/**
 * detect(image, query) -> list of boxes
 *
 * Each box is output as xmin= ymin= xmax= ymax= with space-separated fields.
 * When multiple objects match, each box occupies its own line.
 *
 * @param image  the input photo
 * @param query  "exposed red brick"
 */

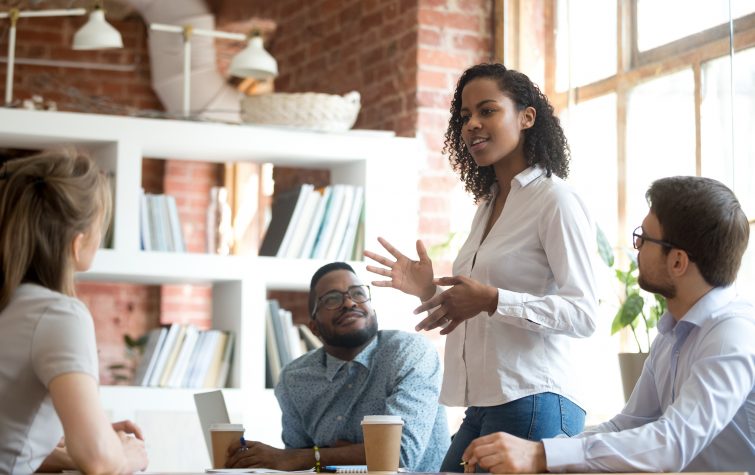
xmin=417 ymin=90 xmax=453 ymax=109
xmin=419 ymin=0 xmax=449 ymax=8
xmin=76 ymin=282 xmax=160 ymax=385
xmin=418 ymin=47 xmax=474 ymax=69
xmin=418 ymin=8 xmax=481 ymax=31
xmin=453 ymin=33 xmax=491 ymax=51
xmin=419 ymin=215 xmax=451 ymax=235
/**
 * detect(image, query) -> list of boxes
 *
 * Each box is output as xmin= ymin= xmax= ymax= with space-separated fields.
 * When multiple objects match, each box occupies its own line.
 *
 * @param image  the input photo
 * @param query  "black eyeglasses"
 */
xmin=632 ymin=226 xmax=674 ymax=250
xmin=311 ymin=285 xmax=371 ymax=317
xmin=632 ymin=226 xmax=693 ymax=259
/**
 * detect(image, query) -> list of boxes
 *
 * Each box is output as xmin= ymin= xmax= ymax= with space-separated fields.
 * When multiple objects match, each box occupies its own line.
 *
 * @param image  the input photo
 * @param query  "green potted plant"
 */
xmin=597 ymin=227 xmax=666 ymax=401
xmin=107 ymin=333 xmax=148 ymax=385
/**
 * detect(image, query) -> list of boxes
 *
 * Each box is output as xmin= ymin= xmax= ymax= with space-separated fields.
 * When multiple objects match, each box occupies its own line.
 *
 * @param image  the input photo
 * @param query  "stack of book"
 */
xmin=259 ymin=184 xmax=365 ymax=261
xmin=139 ymin=190 xmax=186 ymax=252
xmin=266 ymin=299 xmax=323 ymax=388
xmin=132 ymin=324 xmax=234 ymax=389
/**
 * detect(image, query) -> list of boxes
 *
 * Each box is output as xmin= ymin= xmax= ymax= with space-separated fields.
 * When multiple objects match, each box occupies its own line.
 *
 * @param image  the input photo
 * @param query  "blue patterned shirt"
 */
xmin=274 ymin=330 xmax=449 ymax=472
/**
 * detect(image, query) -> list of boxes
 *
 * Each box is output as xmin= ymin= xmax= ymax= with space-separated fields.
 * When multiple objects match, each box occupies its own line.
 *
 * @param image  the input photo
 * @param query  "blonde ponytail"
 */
xmin=0 ymin=150 xmax=111 ymax=310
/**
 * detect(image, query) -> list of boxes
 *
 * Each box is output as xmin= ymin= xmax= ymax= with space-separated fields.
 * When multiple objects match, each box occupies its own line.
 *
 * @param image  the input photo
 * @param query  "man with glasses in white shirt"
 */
xmin=461 ymin=176 xmax=754 ymax=473
xmin=225 ymin=262 xmax=449 ymax=472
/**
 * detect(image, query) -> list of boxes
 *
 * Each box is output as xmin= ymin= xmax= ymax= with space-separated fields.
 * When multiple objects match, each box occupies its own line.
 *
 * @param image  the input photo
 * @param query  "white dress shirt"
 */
xmin=440 ymin=166 xmax=598 ymax=408
xmin=543 ymin=286 xmax=755 ymax=473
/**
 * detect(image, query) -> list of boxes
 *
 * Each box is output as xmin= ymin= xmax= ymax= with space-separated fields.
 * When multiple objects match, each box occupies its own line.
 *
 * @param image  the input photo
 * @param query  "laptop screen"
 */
xmin=194 ymin=390 xmax=231 ymax=459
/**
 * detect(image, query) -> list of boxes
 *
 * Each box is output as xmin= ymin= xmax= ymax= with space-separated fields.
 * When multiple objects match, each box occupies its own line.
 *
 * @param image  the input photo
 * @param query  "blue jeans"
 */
xmin=439 ymin=392 xmax=585 ymax=472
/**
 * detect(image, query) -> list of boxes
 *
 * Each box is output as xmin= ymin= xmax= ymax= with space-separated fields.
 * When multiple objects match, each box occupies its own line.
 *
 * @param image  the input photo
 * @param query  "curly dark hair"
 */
xmin=443 ymin=63 xmax=570 ymax=203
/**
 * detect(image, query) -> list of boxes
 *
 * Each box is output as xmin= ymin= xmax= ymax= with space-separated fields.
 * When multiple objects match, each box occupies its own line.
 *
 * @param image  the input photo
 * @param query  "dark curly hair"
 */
xmin=443 ymin=63 xmax=570 ymax=203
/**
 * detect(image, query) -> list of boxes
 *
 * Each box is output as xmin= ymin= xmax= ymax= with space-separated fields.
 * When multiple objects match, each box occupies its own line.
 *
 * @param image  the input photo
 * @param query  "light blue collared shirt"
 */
xmin=544 ymin=286 xmax=755 ymax=472
xmin=274 ymin=330 xmax=449 ymax=472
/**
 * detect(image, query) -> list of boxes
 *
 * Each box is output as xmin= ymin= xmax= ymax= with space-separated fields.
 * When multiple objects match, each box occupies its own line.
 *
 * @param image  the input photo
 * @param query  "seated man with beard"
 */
xmin=225 ymin=262 xmax=449 ymax=472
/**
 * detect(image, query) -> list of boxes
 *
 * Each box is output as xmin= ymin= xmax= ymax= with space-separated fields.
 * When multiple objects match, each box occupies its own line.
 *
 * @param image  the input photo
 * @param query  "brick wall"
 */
xmin=1 ymin=14 xmax=159 ymax=111
xmin=415 ymin=0 xmax=493 ymax=275
xmin=215 ymin=0 xmax=419 ymax=137
xmin=76 ymin=282 xmax=161 ymax=385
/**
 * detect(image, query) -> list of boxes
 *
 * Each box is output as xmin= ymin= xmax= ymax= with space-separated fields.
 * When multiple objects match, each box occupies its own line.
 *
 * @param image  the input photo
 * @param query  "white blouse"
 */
xmin=439 ymin=166 xmax=598 ymax=408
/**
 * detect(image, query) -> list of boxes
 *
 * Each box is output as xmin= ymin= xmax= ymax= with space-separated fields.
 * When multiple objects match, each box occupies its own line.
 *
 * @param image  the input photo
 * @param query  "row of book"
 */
xmin=266 ymin=299 xmax=322 ymax=388
xmin=259 ymin=184 xmax=365 ymax=261
xmin=139 ymin=190 xmax=186 ymax=252
xmin=133 ymin=324 xmax=234 ymax=389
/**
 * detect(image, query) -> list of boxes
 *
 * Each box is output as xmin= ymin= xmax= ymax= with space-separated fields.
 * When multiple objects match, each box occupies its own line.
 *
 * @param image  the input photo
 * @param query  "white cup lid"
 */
xmin=209 ymin=423 xmax=244 ymax=431
xmin=361 ymin=415 xmax=404 ymax=425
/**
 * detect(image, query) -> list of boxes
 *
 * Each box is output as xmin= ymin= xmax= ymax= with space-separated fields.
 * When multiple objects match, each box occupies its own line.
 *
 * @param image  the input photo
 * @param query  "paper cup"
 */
xmin=209 ymin=423 xmax=245 ymax=469
xmin=361 ymin=415 xmax=404 ymax=473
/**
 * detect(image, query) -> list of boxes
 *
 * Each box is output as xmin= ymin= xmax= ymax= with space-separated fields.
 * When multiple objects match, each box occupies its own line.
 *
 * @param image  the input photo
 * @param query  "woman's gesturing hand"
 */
xmin=413 ymin=276 xmax=498 ymax=335
xmin=364 ymin=237 xmax=436 ymax=301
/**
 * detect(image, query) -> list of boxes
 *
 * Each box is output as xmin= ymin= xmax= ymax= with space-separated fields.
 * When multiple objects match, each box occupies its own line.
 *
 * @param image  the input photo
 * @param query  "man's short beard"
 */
xmin=317 ymin=311 xmax=379 ymax=348
xmin=638 ymin=275 xmax=676 ymax=299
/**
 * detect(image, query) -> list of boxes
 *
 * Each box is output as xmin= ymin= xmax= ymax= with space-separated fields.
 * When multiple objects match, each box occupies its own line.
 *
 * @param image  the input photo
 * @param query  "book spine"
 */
xmin=300 ymin=187 xmax=332 ymax=259
xmin=312 ymin=185 xmax=345 ymax=260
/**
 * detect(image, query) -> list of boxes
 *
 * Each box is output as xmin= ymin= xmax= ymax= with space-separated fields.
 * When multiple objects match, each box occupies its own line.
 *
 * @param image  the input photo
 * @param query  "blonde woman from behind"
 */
xmin=0 ymin=150 xmax=148 ymax=475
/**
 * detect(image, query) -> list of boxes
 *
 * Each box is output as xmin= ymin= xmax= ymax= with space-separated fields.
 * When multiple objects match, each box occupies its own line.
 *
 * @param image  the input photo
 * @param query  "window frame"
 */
xmin=496 ymin=0 xmax=755 ymax=244
xmin=629 ymin=2 xmax=755 ymax=68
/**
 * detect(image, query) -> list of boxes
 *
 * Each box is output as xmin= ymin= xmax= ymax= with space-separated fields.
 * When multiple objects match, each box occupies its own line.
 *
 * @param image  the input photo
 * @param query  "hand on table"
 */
xmin=462 ymin=432 xmax=546 ymax=473
xmin=118 ymin=430 xmax=148 ymax=472
xmin=226 ymin=439 xmax=297 ymax=471
xmin=112 ymin=419 xmax=144 ymax=440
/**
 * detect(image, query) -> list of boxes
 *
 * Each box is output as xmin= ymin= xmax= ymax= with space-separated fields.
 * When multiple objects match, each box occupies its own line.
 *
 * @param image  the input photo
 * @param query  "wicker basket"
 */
xmin=240 ymin=91 xmax=361 ymax=132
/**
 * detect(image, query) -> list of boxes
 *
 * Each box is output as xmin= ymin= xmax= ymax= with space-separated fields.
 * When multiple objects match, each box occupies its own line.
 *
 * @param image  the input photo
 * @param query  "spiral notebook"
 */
xmin=323 ymin=465 xmax=408 ymax=473
xmin=322 ymin=466 xmax=368 ymax=473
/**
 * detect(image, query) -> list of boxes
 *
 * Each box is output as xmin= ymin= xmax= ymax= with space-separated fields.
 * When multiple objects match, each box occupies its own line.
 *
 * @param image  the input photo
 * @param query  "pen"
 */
xmin=240 ymin=437 xmax=248 ymax=451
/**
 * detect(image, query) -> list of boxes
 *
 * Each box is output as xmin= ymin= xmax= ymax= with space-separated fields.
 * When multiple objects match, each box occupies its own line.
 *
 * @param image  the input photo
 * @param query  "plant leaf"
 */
xmin=596 ymin=226 xmax=614 ymax=267
xmin=124 ymin=334 xmax=137 ymax=347
xmin=615 ymin=267 xmax=638 ymax=289
xmin=655 ymin=293 xmax=667 ymax=311
xmin=611 ymin=293 xmax=644 ymax=334
xmin=647 ymin=294 xmax=667 ymax=329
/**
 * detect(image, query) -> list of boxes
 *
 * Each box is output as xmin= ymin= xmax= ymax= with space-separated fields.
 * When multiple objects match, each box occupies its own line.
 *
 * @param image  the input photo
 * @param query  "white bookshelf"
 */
xmin=0 ymin=108 xmax=421 ymax=471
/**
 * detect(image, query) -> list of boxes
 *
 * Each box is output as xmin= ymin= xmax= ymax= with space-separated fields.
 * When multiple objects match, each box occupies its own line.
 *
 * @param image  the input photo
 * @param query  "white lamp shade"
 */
xmin=72 ymin=9 xmax=123 ymax=50
xmin=229 ymin=36 xmax=278 ymax=79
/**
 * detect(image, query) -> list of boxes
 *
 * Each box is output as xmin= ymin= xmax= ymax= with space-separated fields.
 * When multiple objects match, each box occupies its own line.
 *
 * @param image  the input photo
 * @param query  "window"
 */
xmin=701 ymin=47 xmax=755 ymax=218
xmin=636 ymin=0 xmax=755 ymax=53
xmin=625 ymin=69 xmax=696 ymax=230
xmin=562 ymin=94 xmax=618 ymax=245
xmin=555 ymin=0 xmax=617 ymax=90
xmin=501 ymin=0 xmax=755 ymax=422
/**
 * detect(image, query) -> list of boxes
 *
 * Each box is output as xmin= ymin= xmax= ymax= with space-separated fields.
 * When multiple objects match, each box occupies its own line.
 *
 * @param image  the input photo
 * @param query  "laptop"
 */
xmin=194 ymin=390 xmax=231 ymax=460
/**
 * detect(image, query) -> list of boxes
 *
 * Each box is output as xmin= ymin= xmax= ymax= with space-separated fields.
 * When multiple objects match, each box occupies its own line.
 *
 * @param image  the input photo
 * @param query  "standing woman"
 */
xmin=0 ymin=151 xmax=148 ymax=474
xmin=365 ymin=63 xmax=598 ymax=472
